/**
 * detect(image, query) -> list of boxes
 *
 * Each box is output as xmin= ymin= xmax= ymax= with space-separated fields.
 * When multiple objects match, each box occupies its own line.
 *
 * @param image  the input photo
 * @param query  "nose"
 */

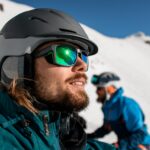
xmin=72 ymin=56 xmax=87 ymax=72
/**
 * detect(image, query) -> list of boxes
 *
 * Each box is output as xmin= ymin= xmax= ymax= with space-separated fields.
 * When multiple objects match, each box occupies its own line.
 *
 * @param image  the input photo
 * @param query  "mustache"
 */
xmin=65 ymin=73 xmax=88 ymax=83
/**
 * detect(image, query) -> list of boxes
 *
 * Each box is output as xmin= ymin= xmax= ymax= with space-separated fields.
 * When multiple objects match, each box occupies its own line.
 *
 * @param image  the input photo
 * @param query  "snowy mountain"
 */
xmin=0 ymin=0 xmax=32 ymax=27
xmin=0 ymin=0 xmax=150 ymax=143
xmin=81 ymin=25 xmax=150 ymax=142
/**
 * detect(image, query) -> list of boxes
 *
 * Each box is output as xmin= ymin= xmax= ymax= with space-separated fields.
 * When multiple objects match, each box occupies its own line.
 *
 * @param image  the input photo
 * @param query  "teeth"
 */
xmin=72 ymin=82 xmax=84 ymax=86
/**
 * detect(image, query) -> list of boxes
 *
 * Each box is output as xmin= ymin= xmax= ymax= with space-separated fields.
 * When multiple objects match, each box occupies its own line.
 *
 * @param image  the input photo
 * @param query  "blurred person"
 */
xmin=0 ymin=3 xmax=4 ymax=11
xmin=87 ymin=72 xmax=150 ymax=150
xmin=0 ymin=9 xmax=115 ymax=150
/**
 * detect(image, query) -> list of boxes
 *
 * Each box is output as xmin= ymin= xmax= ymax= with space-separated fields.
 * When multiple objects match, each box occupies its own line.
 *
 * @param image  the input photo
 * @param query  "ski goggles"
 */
xmin=33 ymin=43 xmax=89 ymax=70
xmin=91 ymin=75 xmax=99 ymax=85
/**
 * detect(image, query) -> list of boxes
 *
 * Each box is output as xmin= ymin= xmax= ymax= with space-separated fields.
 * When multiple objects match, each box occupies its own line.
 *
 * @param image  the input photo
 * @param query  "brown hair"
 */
xmin=2 ymin=79 xmax=39 ymax=114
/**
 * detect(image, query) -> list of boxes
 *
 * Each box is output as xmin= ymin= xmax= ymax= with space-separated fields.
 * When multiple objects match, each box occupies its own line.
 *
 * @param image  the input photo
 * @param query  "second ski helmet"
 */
xmin=0 ymin=8 xmax=98 ymax=86
xmin=91 ymin=72 xmax=120 ymax=87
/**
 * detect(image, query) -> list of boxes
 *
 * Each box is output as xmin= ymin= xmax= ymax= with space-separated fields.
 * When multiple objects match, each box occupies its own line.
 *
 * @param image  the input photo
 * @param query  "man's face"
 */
xmin=34 ymin=42 xmax=89 ymax=112
xmin=96 ymin=87 xmax=107 ymax=104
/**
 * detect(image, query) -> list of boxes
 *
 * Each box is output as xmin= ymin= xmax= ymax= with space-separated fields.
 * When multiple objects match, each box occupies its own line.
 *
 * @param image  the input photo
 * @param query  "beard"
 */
xmin=96 ymin=93 xmax=106 ymax=104
xmin=34 ymin=73 xmax=89 ymax=112
xmin=39 ymin=89 xmax=89 ymax=112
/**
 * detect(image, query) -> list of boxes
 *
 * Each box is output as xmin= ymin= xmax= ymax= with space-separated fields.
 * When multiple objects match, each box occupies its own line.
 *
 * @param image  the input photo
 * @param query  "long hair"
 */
xmin=1 ymin=79 xmax=38 ymax=113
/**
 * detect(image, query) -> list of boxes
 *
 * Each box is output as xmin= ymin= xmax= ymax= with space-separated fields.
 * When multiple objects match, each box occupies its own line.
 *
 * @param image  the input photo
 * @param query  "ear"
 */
xmin=106 ymin=85 xmax=116 ymax=95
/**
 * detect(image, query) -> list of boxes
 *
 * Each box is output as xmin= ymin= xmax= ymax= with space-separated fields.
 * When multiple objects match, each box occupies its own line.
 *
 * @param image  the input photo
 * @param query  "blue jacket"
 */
xmin=0 ymin=90 xmax=115 ymax=150
xmin=90 ymin=88 xmax=150 ymax=149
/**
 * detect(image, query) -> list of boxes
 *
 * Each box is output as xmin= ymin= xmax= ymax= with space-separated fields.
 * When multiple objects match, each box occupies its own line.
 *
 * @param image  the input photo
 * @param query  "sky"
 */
xmin=10 ymin=0 xmax=150 ymax=38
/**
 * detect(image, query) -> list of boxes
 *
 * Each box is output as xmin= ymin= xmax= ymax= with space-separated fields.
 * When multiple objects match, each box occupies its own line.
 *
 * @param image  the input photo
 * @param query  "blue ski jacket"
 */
xmin=89 ymin=88 xmax=150 ymax=150
xmin=0 ymin=90 xmax=115 ymax=150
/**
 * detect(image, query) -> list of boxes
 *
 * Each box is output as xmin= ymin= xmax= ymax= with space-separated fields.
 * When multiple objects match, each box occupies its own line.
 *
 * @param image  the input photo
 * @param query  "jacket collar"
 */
xmin=0 ymin=90 xmax=60 ymax=123
xmin=103 ymin=87 xmax=124 ymax=108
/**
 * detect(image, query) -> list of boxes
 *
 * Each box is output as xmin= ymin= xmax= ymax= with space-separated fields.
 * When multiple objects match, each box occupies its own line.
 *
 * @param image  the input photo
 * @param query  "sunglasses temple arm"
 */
xmin=33 ymin=47 xmax=52 ymax=58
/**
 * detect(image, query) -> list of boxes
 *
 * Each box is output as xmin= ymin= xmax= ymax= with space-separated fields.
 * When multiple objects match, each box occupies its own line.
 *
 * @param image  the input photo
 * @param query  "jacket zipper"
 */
xmin=43 ymin=115 xmax=50 ymax=136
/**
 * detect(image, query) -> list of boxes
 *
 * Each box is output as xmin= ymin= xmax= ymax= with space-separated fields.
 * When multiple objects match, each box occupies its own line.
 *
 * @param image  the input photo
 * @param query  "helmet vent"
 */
xmin=59 ymin=28 xmax=77 ymax=34
xmin=28 ymin=16 xmax=48 ymax=24
xmin=49 ymin=10 xmax=65 ymax=19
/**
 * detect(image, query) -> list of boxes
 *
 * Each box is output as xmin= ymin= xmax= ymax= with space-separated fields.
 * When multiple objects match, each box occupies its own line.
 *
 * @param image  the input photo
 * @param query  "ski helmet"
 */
xmin=91 ymin=72 xmax=120 ymax=87
xmin=0 ymin=8 xmax=98 ymax=86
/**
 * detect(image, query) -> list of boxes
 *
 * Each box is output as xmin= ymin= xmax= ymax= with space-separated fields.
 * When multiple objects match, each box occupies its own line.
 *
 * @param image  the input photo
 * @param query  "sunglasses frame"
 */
xmin=33 ymin=43 xmax=89 ymax=69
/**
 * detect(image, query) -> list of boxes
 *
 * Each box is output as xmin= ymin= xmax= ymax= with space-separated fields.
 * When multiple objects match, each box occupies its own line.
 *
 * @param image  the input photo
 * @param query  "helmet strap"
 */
xmin=24 ymin=54 xmax=34 ymax=90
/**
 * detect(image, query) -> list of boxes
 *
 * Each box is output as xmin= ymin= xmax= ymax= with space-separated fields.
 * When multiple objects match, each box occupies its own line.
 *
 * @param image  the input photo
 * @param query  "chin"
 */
xmin=58 ymin=88 xmax=89 ymax=112
xmin=36 ymin=85 xmax=89 ymax=112
xmin=70 ymin=92 xmax=89 ymax=111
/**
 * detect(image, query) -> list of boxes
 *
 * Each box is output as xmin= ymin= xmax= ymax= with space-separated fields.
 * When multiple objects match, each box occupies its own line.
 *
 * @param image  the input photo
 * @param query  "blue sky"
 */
xmin=11 ymin=0 xmax=150 ymax=38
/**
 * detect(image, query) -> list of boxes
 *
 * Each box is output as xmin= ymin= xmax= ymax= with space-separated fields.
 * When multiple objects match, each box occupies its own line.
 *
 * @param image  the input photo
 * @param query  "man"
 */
xmin=87 ymin=72 xmax=150 ymax=150
xmin=0 ymin=9 xmax=115 ymax=150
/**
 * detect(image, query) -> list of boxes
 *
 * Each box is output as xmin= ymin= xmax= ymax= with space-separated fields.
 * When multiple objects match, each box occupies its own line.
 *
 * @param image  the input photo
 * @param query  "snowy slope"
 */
xmin=80 ymin=25 xmax=150 ymax=142
xmin=0 ymin=0 xmax=150 ymax=143
xmin=0 ymin=0 xmax=32 ymax=27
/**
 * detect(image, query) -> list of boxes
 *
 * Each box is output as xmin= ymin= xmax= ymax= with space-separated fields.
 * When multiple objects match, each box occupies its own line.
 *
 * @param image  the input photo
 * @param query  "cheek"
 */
xmin=35 ymin=57 xmax=73 ymax=88
xmin=46 ymin=67 xmax=68 ymax=84
xmin=36 ymin=68 xmax=70 ymax=91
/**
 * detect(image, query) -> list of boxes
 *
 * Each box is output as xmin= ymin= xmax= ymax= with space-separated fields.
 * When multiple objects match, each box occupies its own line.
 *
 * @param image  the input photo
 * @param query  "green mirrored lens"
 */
xmin=55 ymin=45 xmax=77 ymax=66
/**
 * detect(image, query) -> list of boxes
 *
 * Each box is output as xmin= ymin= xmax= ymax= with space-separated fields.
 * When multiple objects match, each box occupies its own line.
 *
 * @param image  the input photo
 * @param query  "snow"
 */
xmin=81 ymin=25 xmax=150 ymax=142
xmin=0 ymin=0 xmax=32 ymax=28
xmin=0 ymin=0 xmax=150 ymax=144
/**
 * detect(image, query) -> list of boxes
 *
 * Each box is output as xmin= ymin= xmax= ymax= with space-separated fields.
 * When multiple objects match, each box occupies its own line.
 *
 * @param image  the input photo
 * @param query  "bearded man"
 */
xmin=0 ymin=8 xmax=115 ymax=150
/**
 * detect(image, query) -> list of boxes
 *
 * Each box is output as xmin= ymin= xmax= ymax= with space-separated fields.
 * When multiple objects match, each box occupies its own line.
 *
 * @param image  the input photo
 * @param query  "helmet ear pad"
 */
xmin=0 ymin=54 xmax=34 ymax=89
